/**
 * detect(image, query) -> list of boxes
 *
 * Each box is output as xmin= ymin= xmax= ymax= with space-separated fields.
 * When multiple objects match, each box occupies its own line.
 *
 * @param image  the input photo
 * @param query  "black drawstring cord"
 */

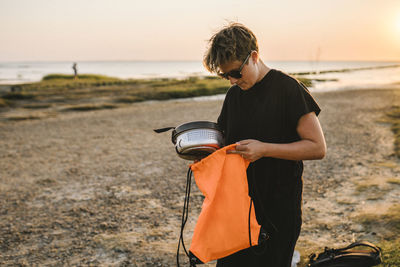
xmin=248 ymin=198 xmax=253 ymax=246
xmin=178 ymin=163 xmax=276 ymax=264
xmin=177 ymin=167 xmax=193 ymax=267
xmin=248 ymin=198 xmax=269 ymax=255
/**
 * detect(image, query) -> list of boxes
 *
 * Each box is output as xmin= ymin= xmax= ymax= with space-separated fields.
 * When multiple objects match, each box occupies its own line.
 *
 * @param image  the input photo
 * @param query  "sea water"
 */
xmin=0 ymin=60 xmax=399 ymax=92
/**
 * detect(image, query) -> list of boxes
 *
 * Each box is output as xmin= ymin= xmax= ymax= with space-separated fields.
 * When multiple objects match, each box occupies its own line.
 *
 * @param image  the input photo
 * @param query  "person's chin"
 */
xmin=238 ymin=83 xmax=249 ymax=90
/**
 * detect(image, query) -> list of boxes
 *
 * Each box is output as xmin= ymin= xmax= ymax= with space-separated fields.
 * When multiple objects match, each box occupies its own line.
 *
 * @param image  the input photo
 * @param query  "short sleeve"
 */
xmin=287 ymin=81 xmax=321 ymax=127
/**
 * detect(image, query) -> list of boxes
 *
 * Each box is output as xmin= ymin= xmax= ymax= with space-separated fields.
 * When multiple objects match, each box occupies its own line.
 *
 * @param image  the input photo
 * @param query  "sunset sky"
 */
xmin=1 ymin=0 xmax=400 ymax=62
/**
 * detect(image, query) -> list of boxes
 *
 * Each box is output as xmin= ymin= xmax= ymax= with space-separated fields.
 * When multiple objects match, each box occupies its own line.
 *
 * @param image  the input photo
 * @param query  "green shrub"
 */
xmin=42 ymin=74 xmax=120 ymax=81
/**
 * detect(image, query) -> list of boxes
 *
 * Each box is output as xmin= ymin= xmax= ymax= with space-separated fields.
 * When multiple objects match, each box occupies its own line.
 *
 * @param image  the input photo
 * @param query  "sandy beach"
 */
xmin=1 ymin=88 xmax=399 ymax=266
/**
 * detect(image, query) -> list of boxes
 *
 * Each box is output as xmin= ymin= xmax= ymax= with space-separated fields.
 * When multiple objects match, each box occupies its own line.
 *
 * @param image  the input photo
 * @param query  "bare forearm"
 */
xmin=260 ymin=139 xmax=326 ymax=161
xmin=232 ymin=113 xmax=326 ymax=162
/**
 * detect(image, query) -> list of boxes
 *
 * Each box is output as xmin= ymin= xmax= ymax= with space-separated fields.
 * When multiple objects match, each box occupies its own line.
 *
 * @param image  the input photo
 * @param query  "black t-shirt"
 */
xmin=217 ymin=69 xmax=320 ymax=233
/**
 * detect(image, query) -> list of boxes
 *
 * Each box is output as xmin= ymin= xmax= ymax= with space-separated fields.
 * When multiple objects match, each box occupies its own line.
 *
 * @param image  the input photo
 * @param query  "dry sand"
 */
xmin=0 ymin=88 xmax=400 ymax=266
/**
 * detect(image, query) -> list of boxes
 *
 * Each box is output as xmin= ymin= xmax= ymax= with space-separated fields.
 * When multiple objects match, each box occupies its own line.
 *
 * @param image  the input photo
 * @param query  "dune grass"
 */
xmin=0 ymin=74 xmax=312 ymax=117
xmin=42 ymin=74 xmax=120 ymax=81
xmin=4 ymin=74 xmax=231 ymax=100
xmin=0 ymin=73 xmax=312 ymax=108
xmin=10 ymin=74 xmax=138 ymax=92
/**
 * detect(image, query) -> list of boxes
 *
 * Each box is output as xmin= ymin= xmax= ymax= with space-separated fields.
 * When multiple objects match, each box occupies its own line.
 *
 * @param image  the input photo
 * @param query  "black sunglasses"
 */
xmin=217 ymin=52 xmax=251 ymax=80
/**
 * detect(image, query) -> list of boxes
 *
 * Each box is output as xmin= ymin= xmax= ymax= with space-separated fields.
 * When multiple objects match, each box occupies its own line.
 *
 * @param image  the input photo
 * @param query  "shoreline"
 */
xmin=0 ymin=88 xmax=399 ymax=266
xmin=0 ymin=71 xmax=399 ymax=123
xmin=0 ymin=60 xmax=399 ymax=86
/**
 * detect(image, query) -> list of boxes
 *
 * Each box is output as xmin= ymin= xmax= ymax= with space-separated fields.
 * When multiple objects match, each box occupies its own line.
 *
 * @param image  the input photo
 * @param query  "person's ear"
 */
xmin=250 ymin=50 xmax=258 ymax=64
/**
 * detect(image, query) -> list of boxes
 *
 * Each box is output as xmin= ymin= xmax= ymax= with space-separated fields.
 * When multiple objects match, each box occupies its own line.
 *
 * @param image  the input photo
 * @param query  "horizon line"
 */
xmin=1 ymin=59 xmax=400 ymax=64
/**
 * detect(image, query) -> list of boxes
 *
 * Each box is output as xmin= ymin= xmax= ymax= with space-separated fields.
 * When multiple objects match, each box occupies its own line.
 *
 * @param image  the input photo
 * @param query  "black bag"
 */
xmin=307 ymin=241 xmax=382 ymax=267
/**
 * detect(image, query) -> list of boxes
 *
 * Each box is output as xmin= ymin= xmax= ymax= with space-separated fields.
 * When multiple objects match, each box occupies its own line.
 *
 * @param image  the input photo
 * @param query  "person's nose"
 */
xmin=228 ymin=76 xmax=238 ymax=85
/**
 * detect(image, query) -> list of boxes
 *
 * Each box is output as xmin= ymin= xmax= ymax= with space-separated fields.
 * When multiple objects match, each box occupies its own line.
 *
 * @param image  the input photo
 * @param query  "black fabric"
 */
xmin=216 ymin=69 xmax=321 ymax=267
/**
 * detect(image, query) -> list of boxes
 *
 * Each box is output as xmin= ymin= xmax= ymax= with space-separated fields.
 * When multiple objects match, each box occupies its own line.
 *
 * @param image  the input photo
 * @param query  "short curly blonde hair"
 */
xmin=203 ymin=23 xmax=259 ymax=74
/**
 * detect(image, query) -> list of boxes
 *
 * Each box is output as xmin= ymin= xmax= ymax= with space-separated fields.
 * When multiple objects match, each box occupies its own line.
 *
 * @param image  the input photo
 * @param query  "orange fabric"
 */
xmin=189 ymin=144 xmax=261 ymax=263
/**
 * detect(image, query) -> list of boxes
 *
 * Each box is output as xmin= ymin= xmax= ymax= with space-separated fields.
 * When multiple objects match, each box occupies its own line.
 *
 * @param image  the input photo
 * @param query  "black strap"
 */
xmin=177 ymin=167 xmax=193 ymax=266
xmin=331 ymin=241 xmax=381 ymax=254
xmin=248 ymin=198 xmax=270 ymax=256
xmin=248 ymin=199 xmax=253 ymax=247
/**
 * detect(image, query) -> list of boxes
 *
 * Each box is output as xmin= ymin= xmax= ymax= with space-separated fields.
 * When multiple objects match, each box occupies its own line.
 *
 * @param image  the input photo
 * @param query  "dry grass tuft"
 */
xmin=386 ymin=177 xmax=400 ymax=185
xmin=372 ymin=161 xmax=398 ymax=169
xmin=355 ymin=204 xmax=400 ymax=240
xmin=354 ymin=177 xmax=392 ymax=200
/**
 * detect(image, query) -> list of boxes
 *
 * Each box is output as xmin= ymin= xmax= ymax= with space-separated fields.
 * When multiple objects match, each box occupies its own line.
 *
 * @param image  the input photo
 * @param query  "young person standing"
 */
xmin=203 ymin=23 xmax=326 ymax=267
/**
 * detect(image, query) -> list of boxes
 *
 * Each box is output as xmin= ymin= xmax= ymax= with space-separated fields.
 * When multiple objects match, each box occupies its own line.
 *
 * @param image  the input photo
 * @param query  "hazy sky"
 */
xmin=1 ymin=0 xmax=400 ymax=62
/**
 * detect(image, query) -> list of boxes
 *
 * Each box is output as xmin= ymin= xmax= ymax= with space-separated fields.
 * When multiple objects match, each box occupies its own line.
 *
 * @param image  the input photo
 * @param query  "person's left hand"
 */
xmin=227 ymin=139 xmax=266 ymax=162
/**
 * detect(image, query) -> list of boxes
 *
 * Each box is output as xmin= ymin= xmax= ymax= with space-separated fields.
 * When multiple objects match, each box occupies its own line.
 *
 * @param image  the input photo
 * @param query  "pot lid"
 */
xmin=172 ymin=121 xmax=222 ymax=143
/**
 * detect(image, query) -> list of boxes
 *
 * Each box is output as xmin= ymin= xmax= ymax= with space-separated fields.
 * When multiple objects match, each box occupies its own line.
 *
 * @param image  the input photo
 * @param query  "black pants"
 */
xmin=216 ymin=222 xmax=301 ymax=267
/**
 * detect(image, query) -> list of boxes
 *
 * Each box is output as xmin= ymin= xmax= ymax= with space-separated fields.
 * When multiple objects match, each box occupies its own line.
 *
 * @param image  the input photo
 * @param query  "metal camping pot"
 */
xmin=154 ymin=121 xmax=224 ymax=160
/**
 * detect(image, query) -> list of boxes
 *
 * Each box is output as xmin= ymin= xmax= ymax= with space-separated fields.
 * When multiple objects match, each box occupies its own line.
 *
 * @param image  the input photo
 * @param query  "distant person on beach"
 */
xmin=203 ymin=23 xmax=326 ymax=267
xmin=72 ymin=62 xmax=78 ymax=80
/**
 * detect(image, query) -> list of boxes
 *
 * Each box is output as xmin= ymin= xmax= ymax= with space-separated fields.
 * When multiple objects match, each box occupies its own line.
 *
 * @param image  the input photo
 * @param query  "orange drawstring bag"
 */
xmin=189 ymin=144 xmax=261 ymax=263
